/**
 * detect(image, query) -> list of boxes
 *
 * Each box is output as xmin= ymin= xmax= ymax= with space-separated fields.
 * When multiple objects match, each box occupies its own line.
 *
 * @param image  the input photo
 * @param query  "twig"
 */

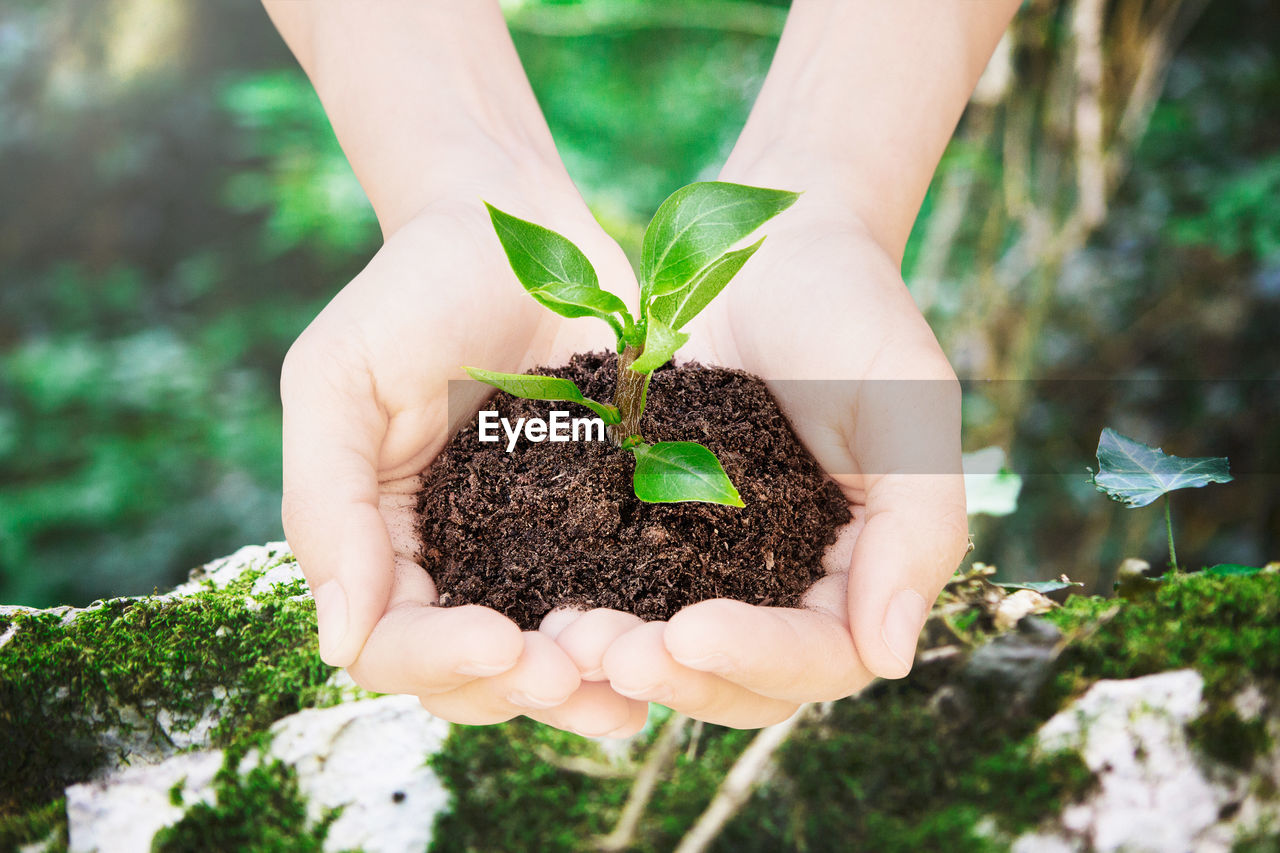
xmin=594 ymin=712 xmax=689 ymax=852
xmin=534 ymin=744 xmax=635 ymax=779
xmin=673 ymin=705 xmax=815 ymax=853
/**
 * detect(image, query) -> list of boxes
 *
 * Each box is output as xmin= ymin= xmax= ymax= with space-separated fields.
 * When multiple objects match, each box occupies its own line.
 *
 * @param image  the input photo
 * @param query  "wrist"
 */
xmin=271 ymin=0 xmax=577 ymax=236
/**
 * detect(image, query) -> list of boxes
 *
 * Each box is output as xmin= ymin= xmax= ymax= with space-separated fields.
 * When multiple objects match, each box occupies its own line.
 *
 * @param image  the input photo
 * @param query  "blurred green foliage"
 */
xmin=0 ymin=0 xmax=1277 ymax=606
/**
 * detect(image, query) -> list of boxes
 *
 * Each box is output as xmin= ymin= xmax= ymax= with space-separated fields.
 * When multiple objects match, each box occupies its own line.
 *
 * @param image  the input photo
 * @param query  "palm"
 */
xmin=284 ymin=199 xmax=649 ymax=735
xmin=601 ymin=205 xmax=966 ymax=726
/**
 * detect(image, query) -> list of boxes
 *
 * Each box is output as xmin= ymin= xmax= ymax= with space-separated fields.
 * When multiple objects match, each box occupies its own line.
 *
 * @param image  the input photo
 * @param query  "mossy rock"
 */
xmin=3 ymin=552 xmax=1279 ymax=852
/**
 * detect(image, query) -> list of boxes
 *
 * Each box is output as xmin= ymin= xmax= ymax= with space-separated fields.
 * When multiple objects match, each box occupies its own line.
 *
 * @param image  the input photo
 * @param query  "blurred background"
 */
xmin=1 ymin=0 xmax=1276 ymax=608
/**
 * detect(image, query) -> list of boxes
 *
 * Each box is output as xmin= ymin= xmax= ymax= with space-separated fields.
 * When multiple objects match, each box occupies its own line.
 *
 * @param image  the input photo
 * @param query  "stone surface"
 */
xmin=5 ymin=544 xmax=1279 ymax=852
xmin=66 ymin=750 xmax=223 ymax=853
xmin=1014 ymin=670 xmax=1280 ymax=853
xmin=64 ymin=696 xmax=453 ymax=853
xmin=260 ymin=695 xmax=452 ymax=853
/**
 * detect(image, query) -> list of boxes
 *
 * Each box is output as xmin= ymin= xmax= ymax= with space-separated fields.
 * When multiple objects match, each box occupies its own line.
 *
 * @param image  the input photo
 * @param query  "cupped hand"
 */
xmin=281 ymin=192 xmax=648 ymax=737
xmin=602 ymin=191 xmax=968 ymax=727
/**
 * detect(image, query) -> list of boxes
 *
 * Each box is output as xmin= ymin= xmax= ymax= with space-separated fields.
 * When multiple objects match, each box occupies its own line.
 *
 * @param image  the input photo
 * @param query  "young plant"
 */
xmin=1089 ymin=427 xmax=1233 ymax=570
xmin=464 ymin=181 xmax=799 ymax=506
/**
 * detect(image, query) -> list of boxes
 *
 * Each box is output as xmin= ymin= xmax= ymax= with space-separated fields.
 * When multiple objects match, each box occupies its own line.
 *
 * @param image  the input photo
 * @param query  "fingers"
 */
xmin=662 ymin=579 xmax=873 ymax=703
xmin=603 ymin=623 xmax=800 ymax=729
xmin=525 ymin=682 xmax=650 ymax=738
xmin=541 ymin=608 xmax=645 ymax=680
xmin=281 ymin=340 xmax=395 ymax=668
xmin=419 ymin=632 xmax=581 ymax=725
xmin=345 ymin=600 xmax=525 ymax=696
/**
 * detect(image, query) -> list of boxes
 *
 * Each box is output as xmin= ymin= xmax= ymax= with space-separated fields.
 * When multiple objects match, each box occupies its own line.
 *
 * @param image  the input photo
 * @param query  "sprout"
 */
xmin=465 ymin=181 xmax=798 ymax=506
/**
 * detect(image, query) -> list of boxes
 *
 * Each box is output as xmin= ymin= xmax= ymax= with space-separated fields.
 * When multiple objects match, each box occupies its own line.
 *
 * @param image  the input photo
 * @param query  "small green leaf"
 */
xmin=630 ymin=441 xmax=744 ymax=506
xmin=1090 ymin=427 xmax=1233 ymax=508
xmin=640 ymin=182 xmax=798 ymax=303
xmin=994 ymin=580 xmax=1083 ymax=594
xmin=649 ymin=237 xmax=764 ymax=329
xmin=1204 ymin=563 xmax=1264 ymax=577
xmin=486 ymin=202 xmax=599 ymax=291
xmin=629 ymin=316 xmax=690 ymax=374
xmin=463 ymin=366 xmax=620 ymax=425
xmin=485 ymin=202 xmax=629 ymax=338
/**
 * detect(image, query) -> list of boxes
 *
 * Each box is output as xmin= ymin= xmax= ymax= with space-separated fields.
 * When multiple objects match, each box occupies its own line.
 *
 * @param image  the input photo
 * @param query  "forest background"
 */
xmin=1 ymin=0 xmax=1276 ymax=609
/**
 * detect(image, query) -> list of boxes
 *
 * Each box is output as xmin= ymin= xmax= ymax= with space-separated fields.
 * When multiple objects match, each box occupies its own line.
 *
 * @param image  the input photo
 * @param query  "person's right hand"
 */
xmin=281 ymin=191 xmax=650 ymax=738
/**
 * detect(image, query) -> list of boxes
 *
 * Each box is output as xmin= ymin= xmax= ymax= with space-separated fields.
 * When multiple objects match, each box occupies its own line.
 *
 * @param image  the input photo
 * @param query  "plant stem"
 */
xmin=611 ymin=345 xmax=650 ymax=445
xmin=1165 ymin=494 xmax=1178 ymax=571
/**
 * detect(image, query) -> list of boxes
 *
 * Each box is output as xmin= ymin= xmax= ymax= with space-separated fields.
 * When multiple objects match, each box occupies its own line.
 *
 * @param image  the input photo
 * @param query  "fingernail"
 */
xmin=580 ymin=667 xmax=606 ymax=681
xmin=605 ymin=725 xmax=639 ymax=740
xmin=507 ymin=691 xmax=561 ymax=710
xmin=882 ymin=589 xmax=928 ymax=675
xmin=457 ymin=660 xmax=515 ymax=677
xmin=614 ymin=684 xmax=672 ymax=703
xmin=670 ymin=653 xmax=732 ymax=673
xmin=313 ymin=579 xmax=349 ymax=666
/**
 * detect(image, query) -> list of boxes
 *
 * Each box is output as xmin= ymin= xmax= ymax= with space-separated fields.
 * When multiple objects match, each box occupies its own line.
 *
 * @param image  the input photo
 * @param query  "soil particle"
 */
xmin=415 ymin=352 xmax=850 ymax=630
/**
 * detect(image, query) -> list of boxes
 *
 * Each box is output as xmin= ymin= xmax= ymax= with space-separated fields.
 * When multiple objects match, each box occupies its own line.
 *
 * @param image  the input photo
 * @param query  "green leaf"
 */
xmin=528 ymin=284 xmax=628 ymax=320
xmin=639 ymin=182 xmax=798 ymax=303
xmin=629 ymin=316 xmax=690 ymax=374
xmin=994 ymin=580 xmax=1083 ymax=594
xmin=649 ymin=237 xmax=763 ymax=329
xmin=1090 ymin=427 xmax=1233 ymax=508
xmin=630 ymin=441 xmax=744 ymax=506
xmin=463 ymin=366 xmax=620 ymax=425
xmin=1204 ymin=563 xmax=1264 ymax=577
xmin=485 ymin=202 xmax=629 ymax=337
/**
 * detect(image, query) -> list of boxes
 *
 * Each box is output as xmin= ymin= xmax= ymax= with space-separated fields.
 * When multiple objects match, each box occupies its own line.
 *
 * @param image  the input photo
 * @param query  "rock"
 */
xmin=5 ymin=544 xmax=1279 ymax=852
xmin=65 ymin=750 xmax=223 ymax=853
xmin=258 ymin=695 xmax=452 ymax=853
xmin=64 ymin=696 xmax=452 ymax=853
xmin=1015 ymin=670 xmax=1280 ymax=853
xmin=963 ymin=615 xmax=1063 ymax=716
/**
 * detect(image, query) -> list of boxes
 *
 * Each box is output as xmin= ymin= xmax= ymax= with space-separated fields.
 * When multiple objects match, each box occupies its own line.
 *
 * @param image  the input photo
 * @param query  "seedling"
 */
xmin=1089 ymin=427 xmax=1233 ymax=571
xmin=465 ymin=181 xmax=798 ymax=506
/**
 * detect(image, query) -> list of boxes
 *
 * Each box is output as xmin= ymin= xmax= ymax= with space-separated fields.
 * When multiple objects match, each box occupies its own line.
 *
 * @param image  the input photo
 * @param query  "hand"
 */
xmin=601 ymin=191 xmax=967 ymax=727
xmin=281 ymin=191 xmax=649 ymax=737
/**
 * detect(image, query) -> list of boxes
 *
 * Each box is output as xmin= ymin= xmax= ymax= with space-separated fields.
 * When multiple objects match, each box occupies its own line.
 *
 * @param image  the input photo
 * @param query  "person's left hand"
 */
xmin=599 ymin=191 xmax=967 ymax=727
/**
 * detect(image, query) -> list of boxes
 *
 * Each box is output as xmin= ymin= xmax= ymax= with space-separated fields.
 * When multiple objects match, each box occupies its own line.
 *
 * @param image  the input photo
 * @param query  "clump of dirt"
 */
xmin=415 ymin=352 xmax=850 ymax=630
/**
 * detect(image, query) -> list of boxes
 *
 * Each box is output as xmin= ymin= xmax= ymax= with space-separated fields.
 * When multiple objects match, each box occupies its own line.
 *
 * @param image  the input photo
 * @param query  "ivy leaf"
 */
xmin=630 ymin=441 xmax=744 ymax=507
xmin=463 ymin=366 xmax=620 ymax=425
xmin=485 ymin=202 xmax=628 ymax=338
xmin=994 ymin=579 xmax=1082 ymax=594
xmin=629 ymin=316 xmax=690 ymax=374
xmin=1089 ymin=427 xmax=1233 ymax=508
xmin=648 ymin=237 xmax=763 ymax=330
xmin=639 ymin=182 xmax=798 ymax=304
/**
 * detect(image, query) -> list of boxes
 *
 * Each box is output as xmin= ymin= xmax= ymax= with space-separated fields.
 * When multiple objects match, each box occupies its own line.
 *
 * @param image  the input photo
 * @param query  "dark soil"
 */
xmin=415 ymin=352 xmax=850 ymax=630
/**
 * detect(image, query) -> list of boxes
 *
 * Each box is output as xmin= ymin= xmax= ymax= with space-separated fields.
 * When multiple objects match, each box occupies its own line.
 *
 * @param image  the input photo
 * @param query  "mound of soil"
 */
xmin=415 ymin=352 xmax=850 ymax=630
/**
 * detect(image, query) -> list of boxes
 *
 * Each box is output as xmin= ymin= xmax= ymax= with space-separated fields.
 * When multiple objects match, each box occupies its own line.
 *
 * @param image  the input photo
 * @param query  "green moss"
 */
xmin=152 ymin=748 xmax=335 ymax=853
xmin=428 ymin=718 xmax=633 ymax=852
xmin=0 ymin=580 xmax=335 ymax=814
xmin=1232 ymin=820 xmax=1280 ymax=853
xmin=0 ymin=797 xmax=68 ymax=852
xmin=1046 ymin=572 xmax=1280 ymax=768
xmin=715 ymin=679 xmax=1093 ymax=853
xmin=1187 ymin=707 xmax=1272 ymax=771
xmin=1048 ymin=572 xmax=1280 ymax=696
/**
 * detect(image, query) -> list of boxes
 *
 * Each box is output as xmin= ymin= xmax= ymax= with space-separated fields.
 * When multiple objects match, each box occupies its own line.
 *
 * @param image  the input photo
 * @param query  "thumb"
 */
xmin=846 ymin=476 xmax=969 ymax=679
xmin=281 ymin=344 xmax=394 ymax=668
xmin=845 ymin=374 xmax=967 ymax=678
